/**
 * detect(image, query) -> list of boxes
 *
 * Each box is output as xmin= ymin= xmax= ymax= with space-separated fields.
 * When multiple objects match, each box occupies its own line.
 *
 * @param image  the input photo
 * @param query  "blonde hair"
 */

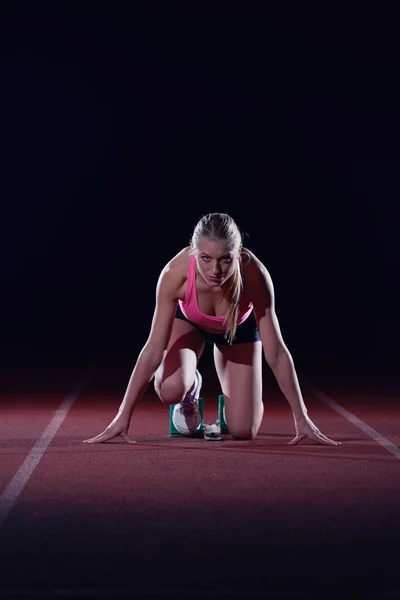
xmin=190 ymin=213 xmax=250 ymax=344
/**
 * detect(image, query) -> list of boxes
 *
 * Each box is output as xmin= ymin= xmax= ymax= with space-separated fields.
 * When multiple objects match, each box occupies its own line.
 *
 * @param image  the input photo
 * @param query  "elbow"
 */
xmin=265 ymin=346 xmax=291 ymax=370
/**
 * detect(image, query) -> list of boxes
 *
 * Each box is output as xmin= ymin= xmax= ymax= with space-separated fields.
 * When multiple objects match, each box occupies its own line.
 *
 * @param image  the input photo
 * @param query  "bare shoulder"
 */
xmin=242 ymin=248 xmax=270 ymax=279
xmin=241 ymin=248 xmax=274 ymax=301
xmin=166 ymin=246 xmax=191 ymax=268
xmin=162 ymin=246 xmax=191 ymax=278
xmin=157 ymin=246 xmax=191 ymax=298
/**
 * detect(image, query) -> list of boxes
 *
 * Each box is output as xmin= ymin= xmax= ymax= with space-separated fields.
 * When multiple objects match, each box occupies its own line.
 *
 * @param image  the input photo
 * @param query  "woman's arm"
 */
xmin=83 ymin=264 xmax=179 ymax=444
xmin=116 ymin=265 xmax=180 ymax=420
xmin=248 ymin=256 xmax=340 ymax=446
xmin=250 ymin=262 xmax=308 ymax=420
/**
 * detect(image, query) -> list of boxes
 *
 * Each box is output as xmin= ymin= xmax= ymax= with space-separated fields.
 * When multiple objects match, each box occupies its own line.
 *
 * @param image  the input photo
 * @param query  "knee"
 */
xmin=157 ymin=381 xmax=186 ymax=405
xmin=230 ymin=430 xmax=256 ymax=440
xmin=229 ymin=425 xmax=259 ymax=440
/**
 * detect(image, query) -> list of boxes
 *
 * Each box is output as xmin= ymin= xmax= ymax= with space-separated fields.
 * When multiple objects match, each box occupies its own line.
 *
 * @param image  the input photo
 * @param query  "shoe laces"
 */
xmin=179 ymin=393 xmax=198 ymax=414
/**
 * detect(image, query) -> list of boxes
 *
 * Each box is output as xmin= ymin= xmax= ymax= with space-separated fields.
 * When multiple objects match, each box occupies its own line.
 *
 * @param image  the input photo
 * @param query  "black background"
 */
xmin=1 ymin=3 xmax=399 ymax=380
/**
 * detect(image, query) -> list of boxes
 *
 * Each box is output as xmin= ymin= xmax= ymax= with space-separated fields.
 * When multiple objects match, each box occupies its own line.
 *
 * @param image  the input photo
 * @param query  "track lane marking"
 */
xmin=0 ymin=370 xmax=93 ymax=529
xmin=304 ymin=381 xmax=400 ymax=460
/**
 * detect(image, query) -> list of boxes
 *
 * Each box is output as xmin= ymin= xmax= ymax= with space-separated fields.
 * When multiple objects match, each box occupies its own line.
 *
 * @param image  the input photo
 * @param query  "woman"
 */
xmin=84 ymin=212 xmax=339 ymax=446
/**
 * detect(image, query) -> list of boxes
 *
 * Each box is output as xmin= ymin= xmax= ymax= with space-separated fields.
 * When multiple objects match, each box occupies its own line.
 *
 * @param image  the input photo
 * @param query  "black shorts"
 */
xmin=175 ymin=303 xmax=261 ymax=345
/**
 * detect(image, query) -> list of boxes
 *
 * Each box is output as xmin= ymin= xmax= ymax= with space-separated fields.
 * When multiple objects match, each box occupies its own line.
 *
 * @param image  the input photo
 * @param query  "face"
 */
xmin=194 ymin=238 xmax=239 ymax=287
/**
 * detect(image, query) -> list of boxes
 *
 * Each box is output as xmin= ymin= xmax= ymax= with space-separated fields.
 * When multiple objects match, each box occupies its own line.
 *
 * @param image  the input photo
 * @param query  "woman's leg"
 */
xmin=213 ymin=341 xmax=263 ymax=439
xmin=154 ymin=318 xmax=205 ymax=404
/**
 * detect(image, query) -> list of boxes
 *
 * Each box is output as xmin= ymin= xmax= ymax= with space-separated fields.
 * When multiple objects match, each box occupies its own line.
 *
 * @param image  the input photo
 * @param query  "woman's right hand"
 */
xmin=83 ymin=415 xmax=137 ymax=444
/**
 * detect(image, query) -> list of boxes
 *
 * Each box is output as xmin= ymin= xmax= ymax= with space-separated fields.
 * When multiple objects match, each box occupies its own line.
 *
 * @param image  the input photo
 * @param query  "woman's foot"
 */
xmin=172 ymin=370 xmax=202 ymax=435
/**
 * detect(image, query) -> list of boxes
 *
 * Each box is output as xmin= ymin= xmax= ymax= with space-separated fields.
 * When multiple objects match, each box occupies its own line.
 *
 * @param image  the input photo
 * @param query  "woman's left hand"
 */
xmin=289 ymin=415 xmax=341 ymax=446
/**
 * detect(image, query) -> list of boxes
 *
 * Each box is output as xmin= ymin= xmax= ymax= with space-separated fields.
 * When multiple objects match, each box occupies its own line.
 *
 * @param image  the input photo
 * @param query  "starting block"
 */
xmin=169 ymin=394 xmax=229 ymax=436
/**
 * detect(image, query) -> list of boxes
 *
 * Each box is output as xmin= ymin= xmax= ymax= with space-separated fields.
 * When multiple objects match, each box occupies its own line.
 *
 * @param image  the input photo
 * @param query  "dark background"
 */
xmin=1 ymin=3 xmax=399 ymax=382
xmin=1 ymin=7 xmax=399 ymax=600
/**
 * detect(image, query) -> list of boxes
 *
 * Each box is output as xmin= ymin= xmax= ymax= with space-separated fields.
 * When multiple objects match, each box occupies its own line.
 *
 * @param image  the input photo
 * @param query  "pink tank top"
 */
xmin=178 ymin=255 xmax=253 ymax=331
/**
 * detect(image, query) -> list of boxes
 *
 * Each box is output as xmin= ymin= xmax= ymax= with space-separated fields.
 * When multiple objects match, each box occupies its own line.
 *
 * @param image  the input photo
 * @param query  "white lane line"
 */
xmin=304 ymin=381 xmax=400 ymax=460
xmin=0 ymin=369 xmax=93 ymax=529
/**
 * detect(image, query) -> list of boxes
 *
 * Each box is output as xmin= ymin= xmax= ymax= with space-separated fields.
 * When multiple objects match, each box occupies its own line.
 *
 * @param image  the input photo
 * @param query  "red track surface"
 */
xmin=0 ymin=360 xmax=399 ymax=599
